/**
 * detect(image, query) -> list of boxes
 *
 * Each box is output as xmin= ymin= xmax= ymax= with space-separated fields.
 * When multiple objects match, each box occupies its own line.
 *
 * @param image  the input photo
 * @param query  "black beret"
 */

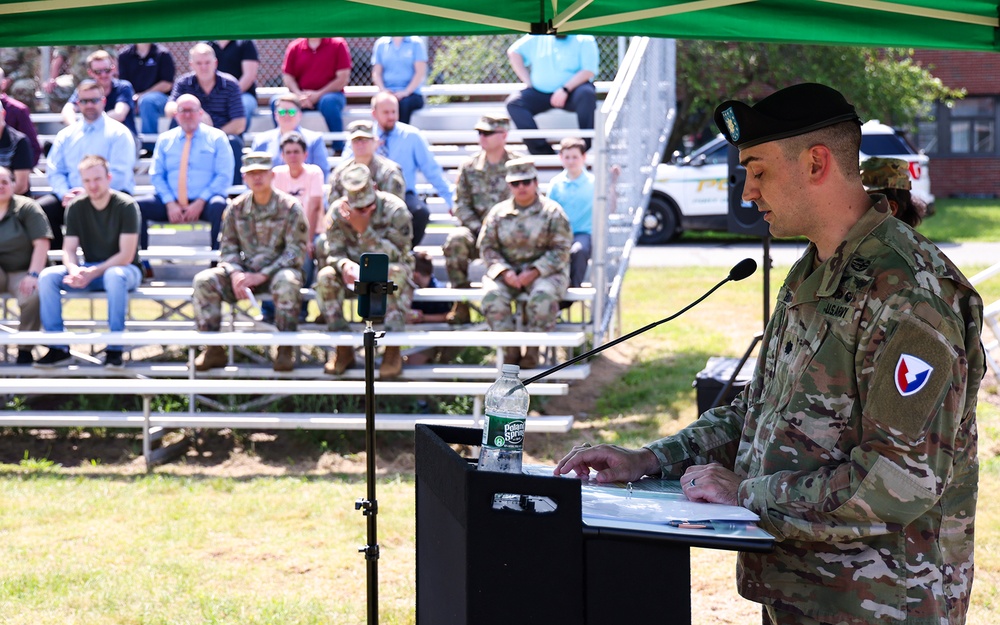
xmin=714 ymin=83 xmax=862 ymax=149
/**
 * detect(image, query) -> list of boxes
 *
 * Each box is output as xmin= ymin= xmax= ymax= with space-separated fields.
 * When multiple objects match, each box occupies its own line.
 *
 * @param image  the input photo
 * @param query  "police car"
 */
xmin=640 ymin=121 xmax=934 ymax=245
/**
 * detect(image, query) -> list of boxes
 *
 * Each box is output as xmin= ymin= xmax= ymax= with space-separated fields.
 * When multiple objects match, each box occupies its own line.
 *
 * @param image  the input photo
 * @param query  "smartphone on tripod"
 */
xmin=357 ymin=253 xmax=390 ymax=321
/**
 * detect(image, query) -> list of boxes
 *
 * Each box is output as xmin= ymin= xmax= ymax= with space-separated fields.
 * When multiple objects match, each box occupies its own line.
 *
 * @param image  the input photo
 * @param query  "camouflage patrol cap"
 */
xmin=240 ymin=151 xmax=273 ymax=173
xmin=348 ymin=120 xmax=375 ymax=141
xmin=474 ymin=115 xmax=510 ymax=133
xmin=505 ymin=157 xmax=537 ymax=183
xmin=342 ymin=163 xmax=376 ymax=208
xmin=714 ymin=83 xmax=862 ymax=149
xmin=861 ymin=157 xmax=911 ymax=191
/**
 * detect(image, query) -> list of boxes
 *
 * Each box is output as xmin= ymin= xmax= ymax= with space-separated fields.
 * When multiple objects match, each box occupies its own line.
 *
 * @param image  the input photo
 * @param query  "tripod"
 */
xmin=709 ymin=235 xmax=772 ymax=409
xmin=354 ymin=270 xmax=397 ymax=625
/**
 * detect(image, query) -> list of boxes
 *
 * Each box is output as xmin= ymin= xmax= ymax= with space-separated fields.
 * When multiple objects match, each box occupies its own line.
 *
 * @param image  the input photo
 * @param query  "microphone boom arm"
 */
xmin=522 ymin=258 xmax=757 ymax=386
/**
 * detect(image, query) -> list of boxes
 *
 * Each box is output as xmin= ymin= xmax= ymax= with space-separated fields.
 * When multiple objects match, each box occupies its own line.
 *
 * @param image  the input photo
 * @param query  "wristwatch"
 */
xmin=27 ymin=271 xmax=39 ymax=278
xmin=560 ymin=86 xmax=570 ymax=95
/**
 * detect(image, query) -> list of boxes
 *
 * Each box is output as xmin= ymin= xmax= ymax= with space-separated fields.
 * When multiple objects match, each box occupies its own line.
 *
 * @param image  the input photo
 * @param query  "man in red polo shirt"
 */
xmin=279 ymin=38 xmax=352 ymax=152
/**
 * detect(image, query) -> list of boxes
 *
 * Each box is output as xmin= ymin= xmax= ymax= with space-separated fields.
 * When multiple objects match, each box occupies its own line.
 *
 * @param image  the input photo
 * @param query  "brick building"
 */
xmin=912 ymin=50 xmax=1000 ymax=198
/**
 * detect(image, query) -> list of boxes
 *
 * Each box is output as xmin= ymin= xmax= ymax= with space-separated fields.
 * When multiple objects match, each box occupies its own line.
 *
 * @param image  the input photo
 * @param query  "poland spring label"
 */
xmin=482 ymin=413 xmax=525 ymax=450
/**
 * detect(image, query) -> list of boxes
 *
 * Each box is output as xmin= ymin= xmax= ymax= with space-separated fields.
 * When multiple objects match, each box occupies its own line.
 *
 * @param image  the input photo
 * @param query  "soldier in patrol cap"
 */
xmin=192 ymin=151 xmax=309 ymax=373
xmin=861 ymin=156 xmax=926 ymax=227
xmin=315 ymin=163 xmax=414 ymax=378
xmin=478 ymin=157 xmax=572 ymax=368
xmin=444 ymin=114 xmax=523 ymax=325
xmin=556 ymin=83 xmax=984 ymax=625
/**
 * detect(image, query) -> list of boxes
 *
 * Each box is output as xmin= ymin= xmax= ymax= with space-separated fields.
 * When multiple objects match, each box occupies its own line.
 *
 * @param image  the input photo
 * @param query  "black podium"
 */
xmin=415 ymin=425 xmax=772 ymax=625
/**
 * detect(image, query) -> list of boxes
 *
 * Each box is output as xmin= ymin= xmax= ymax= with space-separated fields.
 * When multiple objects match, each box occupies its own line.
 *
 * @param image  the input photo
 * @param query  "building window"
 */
xmin=949 ymin=97 xmax=994 ymax=154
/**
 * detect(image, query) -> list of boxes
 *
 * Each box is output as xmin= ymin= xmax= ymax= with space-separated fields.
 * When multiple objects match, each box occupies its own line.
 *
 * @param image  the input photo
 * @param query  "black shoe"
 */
xmin=104 ymin=350 xmax=124 ymax=370
xmin=34 ymin=348 xmax=72 ymax=368
xmin=16 ymin=350 xmax=33 ymax=365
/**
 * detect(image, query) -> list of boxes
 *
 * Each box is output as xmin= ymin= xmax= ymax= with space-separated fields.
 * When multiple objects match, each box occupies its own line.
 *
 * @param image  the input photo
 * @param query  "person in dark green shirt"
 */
xmin=35 ymin=155 xmax=143 ymax=370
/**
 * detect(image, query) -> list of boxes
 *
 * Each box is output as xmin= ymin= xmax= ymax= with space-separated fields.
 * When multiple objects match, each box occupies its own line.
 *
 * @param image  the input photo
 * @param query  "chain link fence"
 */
xmin=592 ymin=38 xmax=675 ymax=343
xmin=2 ymin=36 xmax=626 ymax=112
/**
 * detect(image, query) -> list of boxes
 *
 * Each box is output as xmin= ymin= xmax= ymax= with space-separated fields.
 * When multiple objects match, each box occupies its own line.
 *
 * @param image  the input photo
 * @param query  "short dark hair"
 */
xmin=779 ymin=120 xmax=862 ymax=180
xmin=280 ymin=131 xmax=308 ymax=152
xmin=413 ymin=251 xmax=434 ymax=276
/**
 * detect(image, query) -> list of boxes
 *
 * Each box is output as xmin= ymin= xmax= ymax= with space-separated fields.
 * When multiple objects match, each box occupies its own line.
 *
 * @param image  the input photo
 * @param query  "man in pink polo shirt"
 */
xmin=278 ymin=38 xmax=352 ymax=152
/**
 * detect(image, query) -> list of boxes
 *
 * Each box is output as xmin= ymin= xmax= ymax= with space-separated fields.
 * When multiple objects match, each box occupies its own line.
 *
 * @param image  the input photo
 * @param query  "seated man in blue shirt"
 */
xmin=344 ymin=92 xmax=451 ymax=247
xmin=61 ymin=50 xmax=138 ymax=138
xmin=506 ymin=35 xmax=599 ymax=155
xmin=546 ymin=137 xmax=593 ymax=288
xmin=37 ymin=80 xmax=136 ymax=250
xmin=136 ymin=94 xmax=234 ymax=250
xmin=250 ymin=94 xmax=329 ymax=174
xmin=167 ymin=43 xmax=245 ymax=185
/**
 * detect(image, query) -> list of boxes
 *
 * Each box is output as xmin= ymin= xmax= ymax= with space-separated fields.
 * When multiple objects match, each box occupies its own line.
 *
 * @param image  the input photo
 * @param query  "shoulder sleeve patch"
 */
xmin=866 ymin=316 xmax=957 ymax=441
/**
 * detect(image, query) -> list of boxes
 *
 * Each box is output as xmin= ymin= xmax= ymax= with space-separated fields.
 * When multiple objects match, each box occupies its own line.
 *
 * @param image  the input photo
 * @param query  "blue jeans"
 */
xmin=38 ymin=263 xmax=143 ymax=350
xmin=136 ymin=193 xmax=228 ymax=250
xmin=241 ymin=92 xmax=258 ymax=131
xmin=138 ymin=91 xmax=169 ymax=136
xmin=397 ymin=92 xmax=424 ymax=125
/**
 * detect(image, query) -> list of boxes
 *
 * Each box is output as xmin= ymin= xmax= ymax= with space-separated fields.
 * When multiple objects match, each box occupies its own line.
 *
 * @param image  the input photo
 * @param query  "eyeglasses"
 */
xmin=176 ymin=108 xmax=199 ymax=114
xmin=90 ymin=68 xmax=113 ymax=75
xmin=477 ymin=130 xmax=500 ymax=137
xmin=509 ymin=179 xmax=535 ymax=187
xmin=276 ymin=108 xmax=299 ymax=117
xmin=78 ymin=97 xmax=103 ymax=105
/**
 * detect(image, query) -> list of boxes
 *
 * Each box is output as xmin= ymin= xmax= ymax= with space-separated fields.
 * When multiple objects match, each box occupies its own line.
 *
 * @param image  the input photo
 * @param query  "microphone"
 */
xmin=521 ymin=258 xmax=758 ymax=386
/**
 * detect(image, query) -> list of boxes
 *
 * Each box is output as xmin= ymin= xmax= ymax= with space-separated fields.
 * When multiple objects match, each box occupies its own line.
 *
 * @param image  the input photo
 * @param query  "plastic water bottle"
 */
xmin=477 ymin=364 xmax=529 ymax=473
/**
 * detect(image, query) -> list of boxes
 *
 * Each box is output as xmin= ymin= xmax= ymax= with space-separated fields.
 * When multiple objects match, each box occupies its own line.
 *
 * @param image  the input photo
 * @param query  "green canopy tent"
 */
xmin=0 ymin=0 xmax=997 ymax=50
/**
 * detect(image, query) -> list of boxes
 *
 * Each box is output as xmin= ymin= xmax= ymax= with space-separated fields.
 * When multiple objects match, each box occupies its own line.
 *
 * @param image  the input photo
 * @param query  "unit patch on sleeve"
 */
xmin=895 ymin=353 xmax=933 ymax=397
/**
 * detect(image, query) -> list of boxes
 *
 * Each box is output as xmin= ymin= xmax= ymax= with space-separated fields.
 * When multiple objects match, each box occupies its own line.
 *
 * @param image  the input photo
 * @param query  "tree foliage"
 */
xmin=670 ymin=42 xmax=963 ymax=155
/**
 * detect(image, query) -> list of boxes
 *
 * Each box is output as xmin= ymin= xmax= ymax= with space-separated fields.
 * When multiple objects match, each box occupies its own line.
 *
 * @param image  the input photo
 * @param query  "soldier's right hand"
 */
xmin=553 ymin=444 xmax=660 ymax=484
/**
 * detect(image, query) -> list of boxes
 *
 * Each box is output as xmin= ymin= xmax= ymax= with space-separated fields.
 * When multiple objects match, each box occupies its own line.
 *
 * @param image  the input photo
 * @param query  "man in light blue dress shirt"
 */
xmin=136 ymin=94 xmax=234 ymax=250
xmin=343 ymin=92 xmax=451 ymax=246
xmin=38 ymin=80 xmax=136 ymax=250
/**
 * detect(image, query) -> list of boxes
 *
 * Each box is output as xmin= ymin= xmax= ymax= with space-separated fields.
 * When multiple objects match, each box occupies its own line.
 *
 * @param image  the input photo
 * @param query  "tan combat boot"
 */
xmin=194 ymin=345 xmax=227 ymax=372
xmin=325 ymin=345 xmax=356 ymax=375
xmin=446 ymin=301 xmax=471 ymax=325
xmin=273 ymin=346 xmax=295 ymax=372
xmin=503 ymin=346 xmax=521 ymax=367
xmin=520 ymin=346 xmax=540 ymax=369
xmin=380 ymin=346 xmax=403 ymax=379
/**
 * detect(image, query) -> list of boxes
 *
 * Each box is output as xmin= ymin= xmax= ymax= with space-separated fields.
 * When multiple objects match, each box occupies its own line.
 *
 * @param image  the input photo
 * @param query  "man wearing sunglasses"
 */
xmin=249 ymin=94 xmax=329 ymax=174
xmin=39 ymin=80 xmax=136 ymax=250
xmin=444 ymin=115 xmax=522 ymax=325
xmin=478 ymin=158 xmax=571 ymax=369
xmin=61 ymin=50 xmax=137 ymax=138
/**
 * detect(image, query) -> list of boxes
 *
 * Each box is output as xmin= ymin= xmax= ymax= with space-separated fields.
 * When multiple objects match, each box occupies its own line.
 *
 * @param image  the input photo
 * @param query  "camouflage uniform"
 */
xmin=645 ymin=198 xmax=985 ymax=625
xmin=478 ymin=189 xmax=572 ymax=333
xmin=315 ymin=167 xmax=414 ymax=333
xmin=193 ymin=189 xmax=309 ymax=332
xmin=445 ymin=145 xmax=522 ymax=287
xmin=861 ymin=157 xmax=911 ymax=192
xmin=316 ymin=154 xmax=406 ymax=271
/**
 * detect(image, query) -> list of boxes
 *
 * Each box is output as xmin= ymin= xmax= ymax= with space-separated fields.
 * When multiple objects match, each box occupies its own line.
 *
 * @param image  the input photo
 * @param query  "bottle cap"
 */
xmin=501 ymin=364 xmax=521 ymax=375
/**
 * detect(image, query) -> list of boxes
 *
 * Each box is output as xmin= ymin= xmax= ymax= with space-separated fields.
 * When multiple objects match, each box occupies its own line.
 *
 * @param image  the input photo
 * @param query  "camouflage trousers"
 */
xmin=481 ymin=272 xmax=568 ymax=332
xmin=193 ymin=267 xmax=303 ymax=332
xmin=442 ymin=226 xmax=478 ymax=287
xmin=314 ymin=262 xmax=413 ymax=332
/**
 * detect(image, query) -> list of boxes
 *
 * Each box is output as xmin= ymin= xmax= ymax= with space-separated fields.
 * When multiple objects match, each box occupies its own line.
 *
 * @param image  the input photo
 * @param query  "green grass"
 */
xmin=676 ymin=198 xmax=1000 ymax=245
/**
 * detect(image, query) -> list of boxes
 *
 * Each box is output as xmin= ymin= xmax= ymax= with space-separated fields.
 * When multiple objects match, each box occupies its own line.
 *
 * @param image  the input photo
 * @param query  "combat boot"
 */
xmin=380 ymin=346 xmax=403 ymax=379
xmin=446 ymin=301 xmax=471 ymax=325
xmin=520 ymin=346 xmax=540 ymax=369
xmin=325 ymin=345 xmax=356 ymax=375
xmin=273 ymin=346 xmax=295 ymax=372
xmin=503 ymin=346 xmax=521 ymax=367
xmin=194 ymin=346 xmax=227 ymax=372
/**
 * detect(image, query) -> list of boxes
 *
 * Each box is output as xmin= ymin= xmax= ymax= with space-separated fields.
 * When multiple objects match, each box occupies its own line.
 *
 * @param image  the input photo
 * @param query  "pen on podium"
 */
xmin=244 ymin=287 xmax=260 ymax=311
